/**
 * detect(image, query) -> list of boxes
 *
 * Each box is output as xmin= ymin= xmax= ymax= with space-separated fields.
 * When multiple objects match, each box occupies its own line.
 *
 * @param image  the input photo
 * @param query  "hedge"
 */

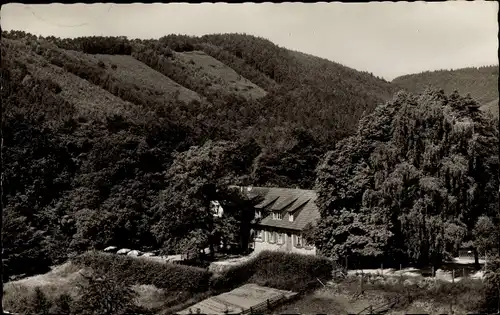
xmin=210 ymin=250 xmax=334 ymax=292
xmin=72 ymin=251 xmax=212 ymax=293
xmin=73 ymin=250 xmax=334 ymax=295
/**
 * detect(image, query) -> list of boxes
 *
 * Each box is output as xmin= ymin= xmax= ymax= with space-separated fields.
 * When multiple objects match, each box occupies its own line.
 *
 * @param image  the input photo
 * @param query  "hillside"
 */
xmin=2 ymin=30 xmax=401 ymax=283
xmin=4 ymin=30 xmax=498 ymax=287
xmin=171 ymin=50 xmax=268 ymax=100
xmin=392 ymin=66 xmax=499 ymax=117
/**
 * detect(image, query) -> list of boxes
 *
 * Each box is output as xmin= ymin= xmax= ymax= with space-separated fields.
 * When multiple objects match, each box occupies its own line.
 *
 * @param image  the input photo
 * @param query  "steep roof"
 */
xmin=231 ymin=186 xmax=320 ymax=231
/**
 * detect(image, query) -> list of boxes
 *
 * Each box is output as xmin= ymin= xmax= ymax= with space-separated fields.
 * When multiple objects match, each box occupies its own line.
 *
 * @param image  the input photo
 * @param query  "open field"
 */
xmin=63 ymin=49 xmax=203 ymax=104
xmin=274 ymin=274 xmax=487 ymax=315
xmin=175 ymin=50 xmax=268 ymax=100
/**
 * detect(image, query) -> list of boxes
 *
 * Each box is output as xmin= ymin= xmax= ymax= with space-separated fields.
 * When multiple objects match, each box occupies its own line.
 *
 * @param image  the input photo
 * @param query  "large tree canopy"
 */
xmin=150 ymin=139 xmax=261 ymax=257
xmin=315 ymin=90 xmax=499 ymax=267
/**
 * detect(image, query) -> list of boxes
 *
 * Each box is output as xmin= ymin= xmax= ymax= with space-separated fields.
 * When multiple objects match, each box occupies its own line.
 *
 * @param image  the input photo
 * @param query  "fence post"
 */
xmin=360 ymin=270 xmax=364 ymax=294
xmin=432 ymin=266 xmax=436 ymax=285
xmin=452 ymin=269 xmax=455 ymax=283
xmin=250 ymin=306 xmax=253 ymax=314
xmin=267 ymin=298 xmax=270 ymax=310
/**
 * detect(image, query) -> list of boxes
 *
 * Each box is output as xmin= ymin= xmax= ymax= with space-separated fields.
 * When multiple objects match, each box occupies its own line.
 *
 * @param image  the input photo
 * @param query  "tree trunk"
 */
xmin=209 ymin=239 xmax=215 ymax=261
xmin=240 ymin=222 xmax=250 ymax=254
xmin=497 ymin=231 xmax=500 ymax=256
xmin=473 ymin=247 xmax=479 ymax=268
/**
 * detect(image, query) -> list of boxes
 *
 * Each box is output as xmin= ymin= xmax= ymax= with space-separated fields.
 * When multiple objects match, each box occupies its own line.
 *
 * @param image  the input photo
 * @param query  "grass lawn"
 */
xmin=273 ymin=273 xmax=487 ymax=315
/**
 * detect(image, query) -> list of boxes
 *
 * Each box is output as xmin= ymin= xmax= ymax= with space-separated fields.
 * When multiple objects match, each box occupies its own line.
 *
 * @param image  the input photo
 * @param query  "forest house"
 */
xmin=236 ymin=186 xmax=320 ymax=255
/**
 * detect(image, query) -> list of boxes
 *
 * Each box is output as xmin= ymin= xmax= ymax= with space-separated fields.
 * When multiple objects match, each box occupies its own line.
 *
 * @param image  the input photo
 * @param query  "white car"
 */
xmin=117 ymin=248 xmax=132 ymax=255
xmin=127 ymin=250 xmax=142 ymax=257
xmin=103 ymin=246 xmax=118 ymax=253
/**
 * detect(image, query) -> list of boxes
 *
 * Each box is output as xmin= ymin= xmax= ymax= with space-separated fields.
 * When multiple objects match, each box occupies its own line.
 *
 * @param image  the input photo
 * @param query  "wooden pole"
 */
xmin=432 ymin=266 xmax=436 ymax=285
xmin=360 ymin=270 xmax=364 ymax=294
xmin=452 ymin=269 xmax=455 ymax=283
xmin=400 ymin=263 xmax=403 ymax=282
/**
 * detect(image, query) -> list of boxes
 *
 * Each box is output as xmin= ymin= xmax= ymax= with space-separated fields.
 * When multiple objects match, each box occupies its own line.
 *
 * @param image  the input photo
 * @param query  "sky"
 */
xmin=1 ymin=2 xmax=498 ymax=80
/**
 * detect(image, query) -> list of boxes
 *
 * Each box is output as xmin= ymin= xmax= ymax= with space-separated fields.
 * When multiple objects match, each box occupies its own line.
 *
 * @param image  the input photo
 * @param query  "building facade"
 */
xmin=236 ymin=186 xmax=320 ymax=256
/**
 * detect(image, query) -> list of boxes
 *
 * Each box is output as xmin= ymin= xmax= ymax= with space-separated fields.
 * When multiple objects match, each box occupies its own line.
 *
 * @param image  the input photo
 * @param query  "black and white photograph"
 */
xmin=1 ymin=2 xmax=499 ymax=314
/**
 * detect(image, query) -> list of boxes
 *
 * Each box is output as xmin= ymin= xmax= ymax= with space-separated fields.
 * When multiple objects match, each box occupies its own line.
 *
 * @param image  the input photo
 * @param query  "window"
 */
xmin=294 ymin=234 xmax=303 ymax=248
xmin=268 ymin=231 xmax=277 ymax=243
xmin=255 ymin=230 xmax=263 ymax=241
xmin=272 ymin=211 xmax=282 ymax=220
xmin=277 ymin=233 xmax=284 ymax=244
xmin=289 ymin=214 xmax=294 ymax=222
xmin=304 ymin=237 xmax=314 ymax=249
xmin=255 ymin=210 xmax=262 ymax=219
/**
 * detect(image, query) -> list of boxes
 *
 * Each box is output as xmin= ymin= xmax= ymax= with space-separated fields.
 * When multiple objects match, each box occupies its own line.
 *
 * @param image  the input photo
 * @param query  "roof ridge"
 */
xmin=231 ymin=185 xmax=316 ymax=193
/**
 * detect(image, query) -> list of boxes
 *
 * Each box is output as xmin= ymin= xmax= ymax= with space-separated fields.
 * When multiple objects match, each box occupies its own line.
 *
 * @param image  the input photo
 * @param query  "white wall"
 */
xmin=252 ymin=229 xmax=316 ymax=256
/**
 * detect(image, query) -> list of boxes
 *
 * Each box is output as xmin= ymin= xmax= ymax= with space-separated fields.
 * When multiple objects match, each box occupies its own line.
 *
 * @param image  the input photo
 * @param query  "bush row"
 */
xmin=71 ymin=251 xmax=212 ymax=293
xmin=211 ymin=250 xmax=335 ymax=292
xmin=72 ymin=250 xmax=335 ymax=295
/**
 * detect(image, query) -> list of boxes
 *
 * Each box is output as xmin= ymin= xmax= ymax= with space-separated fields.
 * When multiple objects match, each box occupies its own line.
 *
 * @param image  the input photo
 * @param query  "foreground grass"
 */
xmin=274 ymin=274 xmax=487 ymax=315
xmin=4 ymin=250 xmax=334 ymax=314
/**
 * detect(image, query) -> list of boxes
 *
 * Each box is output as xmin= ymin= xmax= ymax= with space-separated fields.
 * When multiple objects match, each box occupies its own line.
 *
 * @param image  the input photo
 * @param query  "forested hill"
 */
xmin=2 ymin=30 xmax=399 ymax=279
xmin=2 ymin=31 xmax=398 ymax=190
xmin=392 ymin=66 xmax=499 ymax=118
xmin=3 ymin=30 xmax=498 ymax=283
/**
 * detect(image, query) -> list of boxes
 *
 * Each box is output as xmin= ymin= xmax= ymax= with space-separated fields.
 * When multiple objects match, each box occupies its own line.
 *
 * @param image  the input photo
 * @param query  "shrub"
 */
xmin=30 ymin=287 xmax=52 ymax=315
xmin=51 ymin=293 xmax=73 ymax=314
xmin=211 ymin=250 xmax=334 ymax=292
xmin=97 ymin=60 xmax=106 ymax=68
xmin=72 ymin=251 xmax=212 ymax=293
xmin=484 ymin=257 xmax=500 ymax=313
xmin=73 ymin=272 xmax=137 ymax=315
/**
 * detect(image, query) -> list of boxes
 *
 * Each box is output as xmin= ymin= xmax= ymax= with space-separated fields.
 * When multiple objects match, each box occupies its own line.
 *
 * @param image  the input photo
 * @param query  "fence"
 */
xmin=240 ymin=293 xmax=288 ymax=315
xmin=355 ymin=295 xmax=400 ymax=315
xmin=240 ymin=278 xmax=321 ymax=315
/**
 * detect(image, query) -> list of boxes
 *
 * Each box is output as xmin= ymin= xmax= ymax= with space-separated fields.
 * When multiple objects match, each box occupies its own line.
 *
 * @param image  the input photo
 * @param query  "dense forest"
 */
xmin=393 ymin=66 xmax=499 ymax=118
xmin=314 ymin=89 xmax=499 ymax=268
xmin=1 ymin=30 xmax=397 ymax=280
xmin=2 ymin=30 xmax=498 ymax=284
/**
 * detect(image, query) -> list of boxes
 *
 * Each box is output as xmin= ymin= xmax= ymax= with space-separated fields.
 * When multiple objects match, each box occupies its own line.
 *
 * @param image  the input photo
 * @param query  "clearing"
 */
xmin=175 ymin=50 xmax=268 ymax=100
xmin=3 ymin=38 xmax=146 ymax=123
xmin=63 ymin=50 xmax=204 ymax=104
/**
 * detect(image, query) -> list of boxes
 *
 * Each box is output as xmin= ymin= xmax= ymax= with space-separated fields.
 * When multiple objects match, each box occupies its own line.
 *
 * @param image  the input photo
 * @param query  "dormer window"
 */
xmin=272 ymin=211 xmax=282 ymax=220
xmin=255 ymin=210 xmax=262 ymax=219
xmin=289 ymin=214 xmax=294 ymax=222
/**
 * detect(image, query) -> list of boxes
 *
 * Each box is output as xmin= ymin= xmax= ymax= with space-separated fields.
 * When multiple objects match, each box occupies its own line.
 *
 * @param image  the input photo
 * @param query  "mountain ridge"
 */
xmin=392 ymin=65 xmax=499 ymax=118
